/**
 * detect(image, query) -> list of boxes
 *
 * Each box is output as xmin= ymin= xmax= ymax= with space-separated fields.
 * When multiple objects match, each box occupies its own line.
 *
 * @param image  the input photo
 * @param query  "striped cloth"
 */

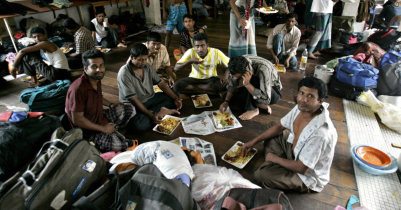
xmin=307 ymin=13 xmax=332 ymax=54
xmin=177 ymin=47 xmax=230 ymax=79
xmin=74 ymin=26 xmax=95 ymax=55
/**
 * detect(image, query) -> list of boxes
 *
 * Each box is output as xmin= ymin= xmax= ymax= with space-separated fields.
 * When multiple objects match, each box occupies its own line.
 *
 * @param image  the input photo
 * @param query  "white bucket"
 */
xmin=314 ymin=66 xmax=334 ymax=84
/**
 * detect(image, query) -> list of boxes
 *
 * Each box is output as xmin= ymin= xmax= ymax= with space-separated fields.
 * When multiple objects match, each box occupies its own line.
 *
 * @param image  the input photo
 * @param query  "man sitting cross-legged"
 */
xmin=90 ymin=9 xmax=127 ymax=48
xmin=267 ymin=13 xmax=301 ymax=70
xmin=10 ymin=27 xmax=70 ymax=88
xmin=173 ymin=33 xmax=230 ymax=96
xmin=65 ymin=49 xmax=136 ymax=152
xmin=118 ymin=43 xmax=182 ymax=132
xmin=219 ymin=55 xmax=282 ymax=120
xmin=241 ymin=77 xmax=338 ymax=193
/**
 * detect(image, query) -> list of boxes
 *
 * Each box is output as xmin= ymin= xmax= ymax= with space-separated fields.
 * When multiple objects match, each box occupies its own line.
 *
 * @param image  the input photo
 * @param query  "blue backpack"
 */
xmin=336 ymin=57 xmax=379 ymax=88
xmin=380 ymin=51 xmax=401 ymax=68
xmin=19 ymin=80 xmax=71 ymax=112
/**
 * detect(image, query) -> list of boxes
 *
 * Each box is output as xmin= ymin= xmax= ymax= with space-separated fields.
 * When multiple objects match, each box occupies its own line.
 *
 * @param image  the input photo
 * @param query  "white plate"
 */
xmin=191 ymin=94 xmax=213 ymax=108
xmin=212 ymin=111 xmax=234 ymax=129
xmin=221 ymin=141 xmax=257 ymax=169
xmin=152 ymin=115 xmax=181 ymax=135
xmin=275 ymin=64 xmax=286 ymax=73
xmin=60 ymin=47 xmax=73 ymax=54
xmin=95 ymin=46 xmax=111 ymax=53
xmin=256 ymin=8 xmax=279 ymax=14
xmin=153 ymin=85 xmax=163 ymax=93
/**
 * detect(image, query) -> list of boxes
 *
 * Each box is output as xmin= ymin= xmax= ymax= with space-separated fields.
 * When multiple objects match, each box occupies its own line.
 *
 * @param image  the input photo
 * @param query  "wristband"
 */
xmin=108 ymin=103 xmax=114 ymax=108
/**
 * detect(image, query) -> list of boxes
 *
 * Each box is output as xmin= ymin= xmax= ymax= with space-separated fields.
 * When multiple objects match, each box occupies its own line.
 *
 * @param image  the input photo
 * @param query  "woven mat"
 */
xmin=343 ymin=99 xmax=401 ymax=209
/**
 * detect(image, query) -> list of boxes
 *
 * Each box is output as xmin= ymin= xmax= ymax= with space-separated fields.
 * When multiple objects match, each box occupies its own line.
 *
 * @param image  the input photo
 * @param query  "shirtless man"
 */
xmin=163 ymin=0 xmax=192 ymax=51
xmin=241 ymin=77 xmax=338 ymax=193
xmin=10 ymin=27 xmax=70 ymax=87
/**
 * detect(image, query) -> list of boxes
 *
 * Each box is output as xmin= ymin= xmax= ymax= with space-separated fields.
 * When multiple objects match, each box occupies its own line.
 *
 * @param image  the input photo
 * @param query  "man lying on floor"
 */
xmin=65 ymin=49 xmax=136 ymax=152
xmin=118 ymin=43 xmax=182 ymax=132
xmin=219 ymin=55 xmax=282 ymax=120
xmin=241 ymin=77 xmax=338 ymax=193
xmin=10 ymin=27 xmax=70 ymax=88
xmin=173 ymin=33 xmax=230 ymax=96
xmin=90 ymin=9 xmax=127 ymax=48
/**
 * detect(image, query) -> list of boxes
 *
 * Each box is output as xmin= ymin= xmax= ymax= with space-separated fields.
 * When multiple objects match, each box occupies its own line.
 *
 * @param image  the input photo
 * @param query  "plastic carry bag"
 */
xmin=191 ymin=164 xmax=261 ymax=210
xmin=358 ymin=90 xmax=401 ymax=133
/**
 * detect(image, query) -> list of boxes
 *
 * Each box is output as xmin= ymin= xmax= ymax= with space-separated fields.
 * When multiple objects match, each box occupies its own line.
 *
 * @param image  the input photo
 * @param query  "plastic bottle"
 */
xmin=299 ymin=49 xmax=308 ymax=70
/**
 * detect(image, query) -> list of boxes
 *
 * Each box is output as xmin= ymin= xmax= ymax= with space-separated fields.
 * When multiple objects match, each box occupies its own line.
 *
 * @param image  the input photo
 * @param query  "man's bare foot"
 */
xmin=308 ymin=53 xmax=318 ymax=59
xmin=159 ymin=107 xmax=180 ymax=116
xmin=239 ymin=108 xmax=259 ymax=120
xmin=313 ymin=51 xmax=322 ymax=56
xmin=258 ymin=104 xmax=272 ymax=114
xmin=117 ymin=42 xmax=127 ymax=48
xmin=204 ymin=5 xmax=212 ymax=9
xmin=205 ymin=16 xmax=213 ymax=20
xmin=28 ymin=81 xmax=40 ymax=88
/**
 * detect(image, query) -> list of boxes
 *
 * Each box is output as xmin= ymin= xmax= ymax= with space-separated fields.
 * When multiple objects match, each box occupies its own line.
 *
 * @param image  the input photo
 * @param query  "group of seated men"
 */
xmin=11 ymin=11 xmax=337 ymax=195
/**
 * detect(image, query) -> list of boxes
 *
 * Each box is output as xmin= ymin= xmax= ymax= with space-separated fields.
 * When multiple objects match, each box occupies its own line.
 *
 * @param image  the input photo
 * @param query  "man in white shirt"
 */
xmin=241 ymin=77 xmax=338 ymax=193
xmin=267 ymin=13 xmax=301 ymax=69
xmin=90 ymin=9 xmax=126 ymax=48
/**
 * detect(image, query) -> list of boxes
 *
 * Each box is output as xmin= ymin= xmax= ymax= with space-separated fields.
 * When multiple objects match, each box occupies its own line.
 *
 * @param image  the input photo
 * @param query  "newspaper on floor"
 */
xmin=181 ymin=107 xmax=242 ymax=135
xmin=170 ymin=137 xmax=217 ymax=165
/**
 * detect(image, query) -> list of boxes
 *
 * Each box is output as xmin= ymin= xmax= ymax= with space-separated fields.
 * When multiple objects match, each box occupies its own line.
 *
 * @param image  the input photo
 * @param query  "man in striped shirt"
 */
xmin=173 ymin=33 xmax=230 ymax=96
xmin=64 ymin=18 xmax=95 ymax=69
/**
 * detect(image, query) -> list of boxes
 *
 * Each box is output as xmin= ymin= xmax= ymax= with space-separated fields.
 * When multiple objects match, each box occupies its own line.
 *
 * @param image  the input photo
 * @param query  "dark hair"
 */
xmin=95 ymin=7 xmax=106 ymax=16
xmin=194 ymin=33 xmax=208 ymax=44
xmin=130 ymin=43 xmax=149 ymax=59
xmin=63 ymin=18 xmax=78 ymax=30
xmin=30 ymin=27 xmax=45 ymax=35
xmin=286 ymin=13 xmax=298 ymax=21
xmin=183 ymin=14 xmax=194 ymax=21
xmin=82 ymin=49 xmax=105 ymax=67
xmin=297 ymin=77 xmax=328 ymax=100
xmin=228 ymin=56 xmax=249 ymax=75
xmin=147 ymin=32 xmax=162 ymax=42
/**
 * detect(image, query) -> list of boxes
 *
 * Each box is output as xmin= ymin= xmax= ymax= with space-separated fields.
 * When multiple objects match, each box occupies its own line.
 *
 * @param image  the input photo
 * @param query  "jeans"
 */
xmin=192 ymin=0 xmax=209 ymax=16
xmin=273 ymin=34 xmax=297 ymax=69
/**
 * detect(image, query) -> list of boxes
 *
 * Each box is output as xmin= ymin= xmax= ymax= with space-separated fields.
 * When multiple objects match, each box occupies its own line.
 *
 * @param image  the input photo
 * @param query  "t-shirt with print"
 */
xmin=280 ymin=102 xmax=338 ymax=192
xmin=177 ymin=47 xmax=230 ymax=79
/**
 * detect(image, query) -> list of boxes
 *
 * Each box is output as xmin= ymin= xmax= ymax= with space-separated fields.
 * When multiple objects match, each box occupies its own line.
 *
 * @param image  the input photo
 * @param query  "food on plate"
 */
xmin=192 ymin=95 xmax=211 ymax=107
xmin=60 ymin=48 xmax=71 ymax=53
xmin=224 ymin=142 xmax=256 ymax=164
xmin=259 ymin=6 xmax=275 ymax=12
xmin=95 ymin=47 xmax=109 ymax=53
xmin=212 ymin=111 xmax=234 ymax=127
xmin=156 ymin=117 xmax=180 ymax=134
xmin=154 ymin=85 xmax=162 ymax=92
xmin=275 ymin=63 xmax=285 ymax=72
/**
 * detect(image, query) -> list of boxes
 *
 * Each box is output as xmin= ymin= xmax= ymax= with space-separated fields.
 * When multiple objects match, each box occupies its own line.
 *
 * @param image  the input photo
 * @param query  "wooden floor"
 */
xmin=0 ymin=13 xmax=358 ymax=209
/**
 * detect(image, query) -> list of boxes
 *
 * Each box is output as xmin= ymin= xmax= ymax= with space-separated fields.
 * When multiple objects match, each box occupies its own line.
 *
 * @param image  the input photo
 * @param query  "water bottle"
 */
xmin=299 ymin=49 xmax=308 ymax=70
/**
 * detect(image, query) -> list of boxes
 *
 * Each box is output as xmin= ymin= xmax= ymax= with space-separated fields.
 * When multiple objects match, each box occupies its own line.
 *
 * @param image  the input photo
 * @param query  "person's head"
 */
xmin=146 ymin=32 xmax=162 ymax=52
xmin=95 ymin=10 xmax=106 ymax=24
xmin=193 ymin=33 xmax=209 ymax=57
xmin=183 ymin=14 xmax=195 ymax=30
xmin=82 ymin=49 xmax=106 ymax=81
xmin=228 ymin=56 xmax=250 ymax=79
xmin=31 ymin=27 xmax=47 ymax=43
xmin=285 ymin=13 xmax=298 ymax=30
xmin=63 ymin=18 xmax=79 ymax=33
xmin=296 ymin=77 xmax=327 ymax=112
xmin=129 ymin=43 xmax=149 ymax=69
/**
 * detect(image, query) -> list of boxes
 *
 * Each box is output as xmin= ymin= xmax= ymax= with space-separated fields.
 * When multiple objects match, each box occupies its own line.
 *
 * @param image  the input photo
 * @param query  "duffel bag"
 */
xmin=73 ymin=164 xmax=200 ymax=210
xmin=368 ymin=28 xmax=401 ymax=51
xmin=377 ymin=61 xmax=401 ymax=96
xmin=0 ymin=127 xmax=107 ymax=210
xmin=19 ymin=79 xmax=71 ymax=112
xmin=0 ymin=113 xmax=61 ymax=182
xmin=380 ymin=51 xmax=401 ymax=68
xmin=212 ymin=188 xmax=293 ymax=210
xmin=336 ymin=57 xmax=379 ymax=88
xmin=329 ymin=77 xmax=377 ymax=101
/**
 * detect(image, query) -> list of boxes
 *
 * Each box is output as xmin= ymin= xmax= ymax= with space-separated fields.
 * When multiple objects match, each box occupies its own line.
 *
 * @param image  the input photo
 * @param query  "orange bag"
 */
xmin=181 ymin=147 xmax=204 ymax=164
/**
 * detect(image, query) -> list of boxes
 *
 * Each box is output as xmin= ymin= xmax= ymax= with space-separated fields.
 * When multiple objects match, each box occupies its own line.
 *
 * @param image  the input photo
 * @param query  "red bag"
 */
xmin=117 ymin=24 xmax=127 ymax=41
xmin=13 ymin=31 xmax=25 ymax=39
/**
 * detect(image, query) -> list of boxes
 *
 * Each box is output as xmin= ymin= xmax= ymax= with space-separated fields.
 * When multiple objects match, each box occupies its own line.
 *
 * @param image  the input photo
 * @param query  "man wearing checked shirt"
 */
xmin=173 ymin=33 xmax=230 ymax=96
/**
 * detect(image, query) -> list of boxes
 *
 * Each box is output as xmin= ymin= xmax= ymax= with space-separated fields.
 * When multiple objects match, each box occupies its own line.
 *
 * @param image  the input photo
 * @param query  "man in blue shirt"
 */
xmin=378 ymin=0 xmax=401 ymax=27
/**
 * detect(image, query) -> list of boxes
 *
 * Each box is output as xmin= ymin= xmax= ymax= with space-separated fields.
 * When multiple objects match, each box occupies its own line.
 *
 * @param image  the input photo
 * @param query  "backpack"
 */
xmin=339 ymin=29 xmax=363 ymax=45
xmin=73 ymin=164 xmax=200 ymax=210
xmin=368 ymin=29 xmax=401 ymax=51
xmin=377 ymin=61 xmax=401 ymax=96
xmin=0 ymin=127 xmax=107 ymax=210
xmin=0 ymin=113 xmax=61 ymax=182
xmin=380 ymin=51 xmax=401 ymax=68
xmin=329 ymin=77 xmax=377 ymax=101
xmin=19 ymin=80 xmax=71 ymax=112
xmin=336 ymin=57 xmax=379 ymax=88
xmin=212 ymin=188 xmax=293 ymax=210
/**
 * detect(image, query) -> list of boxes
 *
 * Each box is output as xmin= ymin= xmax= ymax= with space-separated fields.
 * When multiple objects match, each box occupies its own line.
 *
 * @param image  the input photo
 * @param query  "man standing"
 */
xmin=307 ymin=0 xmax=339 ymax=59
xmin=241 ymin=77 xmax=338 ymax=193
xmin=174 ymin=33 xmax=230 ymax=96
xmin=267 ymin=13 xmax=301 ymax=69
xmin=219 ymin=55 xmax=282 ymax=120
xmin=63 ymin=18 xmax=95 ymax=69
xmin=90 ymin=9 xmax=127 ymax=48
xmin=65 ymin=49 xmax=136 ymax=152
xmin=163 ymin=0 xmax=192 ymax=51
xmin=10 ymin=27 xmax=70 ymax=87
xmin=118 ymin=43 xmax=182 ymax=132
